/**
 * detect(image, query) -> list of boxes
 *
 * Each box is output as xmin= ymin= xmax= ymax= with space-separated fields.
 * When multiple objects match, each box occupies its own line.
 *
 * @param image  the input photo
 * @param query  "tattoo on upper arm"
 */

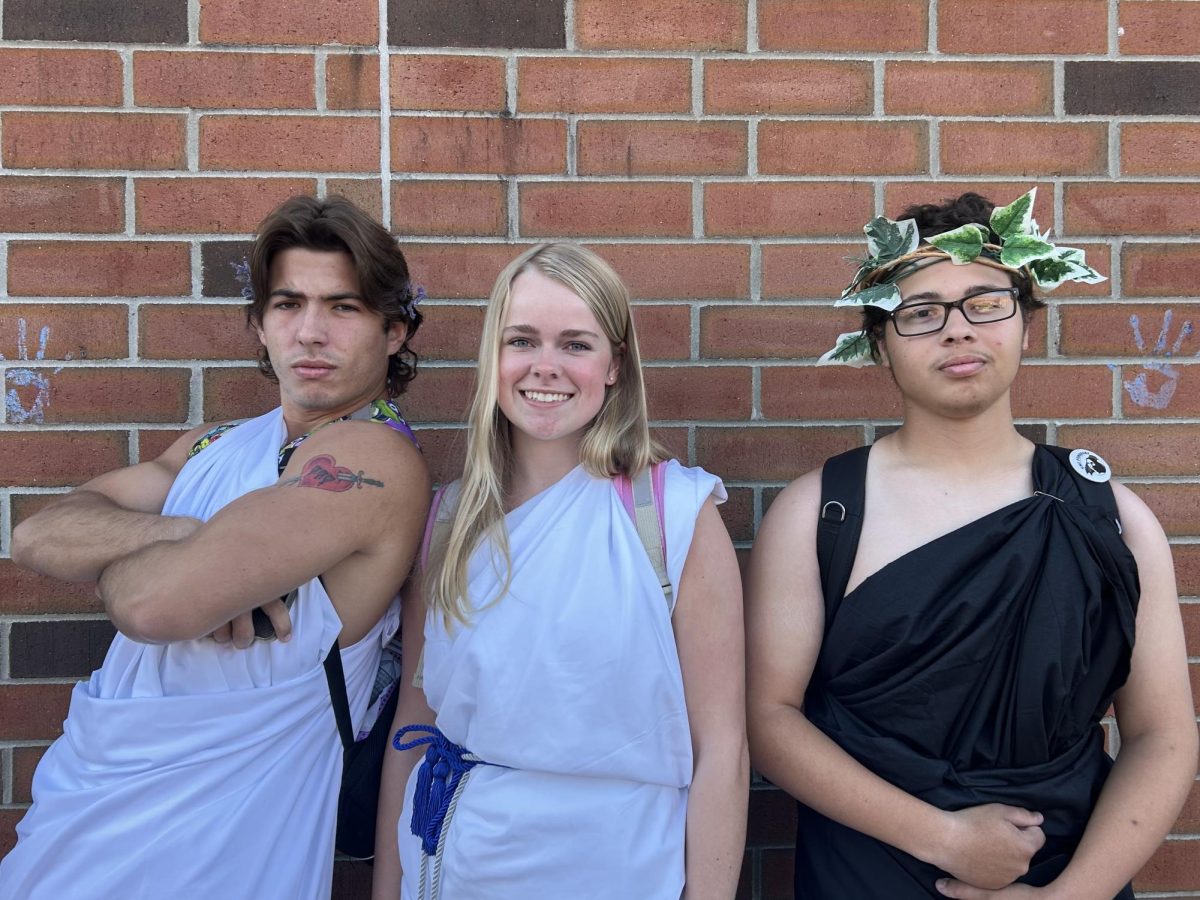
xmin=279 ymin=454 xmax=384 ymax=492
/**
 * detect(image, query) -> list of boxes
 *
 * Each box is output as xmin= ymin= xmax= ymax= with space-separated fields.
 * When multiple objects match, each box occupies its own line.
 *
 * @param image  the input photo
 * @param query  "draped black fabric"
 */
xmin=795 ymin=446 xmax=1140 ymax=899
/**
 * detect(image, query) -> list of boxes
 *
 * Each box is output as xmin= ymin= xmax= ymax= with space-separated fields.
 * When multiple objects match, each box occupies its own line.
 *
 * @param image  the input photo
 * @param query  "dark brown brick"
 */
xmin=388 ymin=0 xmax=564 ymax=49
xmin=1066 ymin=62 xmax=1200 ymax=115
xmin=10 ymin=619 xmax=116 ymax=679
xmin=4 ymin=0 xmax=186 ymax=42
xmin=202 ymin=241 xmax=256 ymax=298
xmin=747 ymin=786 xmax=798 ymax=847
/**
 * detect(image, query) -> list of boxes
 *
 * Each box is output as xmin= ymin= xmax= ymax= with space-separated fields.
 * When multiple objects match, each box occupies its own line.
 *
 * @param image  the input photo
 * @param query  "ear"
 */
xmin=385 ymin=319 xmax=408 ymax=357
xmin=1021 ymin=321 xmax=1030 ymax=352
xmin=606 ymin=342 xmax=625 ymax=385
xmin=252 ymin=318 xmax=267 ymax=347
xmin=876 ymin=334 xmax=891 ymax=369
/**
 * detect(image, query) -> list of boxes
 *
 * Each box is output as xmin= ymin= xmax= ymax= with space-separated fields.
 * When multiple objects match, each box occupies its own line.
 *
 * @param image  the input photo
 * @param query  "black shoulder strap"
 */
xmin=1040 ymin=445 xmax=1122 ymax=531
xmin=324 ymin=642 xmax=355 ymax=751
xmin=817 ymin=445 xmax=871 ymax=628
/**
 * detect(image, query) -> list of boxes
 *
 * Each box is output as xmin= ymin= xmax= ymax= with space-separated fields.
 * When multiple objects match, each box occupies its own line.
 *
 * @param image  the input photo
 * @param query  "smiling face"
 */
xmin=496 ymin=267 xmax=621 ymax=458
xmin=879 ymin=259 xmax=1028 ymax=419
xmin=255 ymin=247 xmax=405 ymax=434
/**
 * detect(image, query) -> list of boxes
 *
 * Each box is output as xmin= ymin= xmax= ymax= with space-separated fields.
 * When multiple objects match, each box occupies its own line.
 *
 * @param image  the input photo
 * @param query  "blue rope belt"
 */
xmin=394 ymin=724 xmax=489 ymax=857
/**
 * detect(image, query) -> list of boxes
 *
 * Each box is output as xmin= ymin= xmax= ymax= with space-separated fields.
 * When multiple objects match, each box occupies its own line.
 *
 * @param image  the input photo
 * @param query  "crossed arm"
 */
xmin=13 ymin=421 xmax=429 ymax=647
xmin=12 ymin=425 xmax=209 ymax=583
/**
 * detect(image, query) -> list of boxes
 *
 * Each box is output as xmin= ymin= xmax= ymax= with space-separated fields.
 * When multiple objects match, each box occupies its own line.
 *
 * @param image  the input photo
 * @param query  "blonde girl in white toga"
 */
xmin=372 ymin=242 xmax=748 ymax=900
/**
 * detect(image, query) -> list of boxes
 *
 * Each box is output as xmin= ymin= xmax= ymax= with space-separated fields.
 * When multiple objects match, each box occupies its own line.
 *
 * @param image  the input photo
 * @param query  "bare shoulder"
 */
xmin=278 ymin=419 xmax=430 ymax=516
xmin=757 ymin=466 xmax=823 ymax=544
xmin=1111 ymin=480 xmax=1170 ymax=559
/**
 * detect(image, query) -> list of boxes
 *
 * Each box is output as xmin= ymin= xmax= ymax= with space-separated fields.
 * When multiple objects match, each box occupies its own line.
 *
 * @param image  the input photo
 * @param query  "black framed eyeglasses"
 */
xmin=889 ymin=287 xmax=1019 ymax=337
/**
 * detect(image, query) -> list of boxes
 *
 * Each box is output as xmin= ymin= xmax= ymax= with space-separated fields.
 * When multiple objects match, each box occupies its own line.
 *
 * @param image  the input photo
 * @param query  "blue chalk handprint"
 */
xmin=2 ymin=319 xmax=62 ymax=424
xmin=1123 ymin=310 xmax=1194 ymax=411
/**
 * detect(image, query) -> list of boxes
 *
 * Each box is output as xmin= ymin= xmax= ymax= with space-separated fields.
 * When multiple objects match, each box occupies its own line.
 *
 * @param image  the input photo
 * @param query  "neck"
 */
xmin=279 ymin=389 xmax=388 ymax=442
xmin=888 ymin=396 xmax=1031 ymax=472
xmin=505 ymin=430 xmax=584 ymax=509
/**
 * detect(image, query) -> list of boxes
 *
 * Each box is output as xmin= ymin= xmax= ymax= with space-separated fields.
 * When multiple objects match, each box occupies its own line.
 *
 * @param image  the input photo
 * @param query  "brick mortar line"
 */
xmin=377 ymin=0 xmax=391 ymax=228
xmin=1108 ymin=0 xmax=1120 ymax=57
xmin=6 ymin=41 xmax=1200 ymax=63
xmin=315 ymin=49 xmax=329 ymax=114
xmin=564 ymin=0 xmax=576 ymax=52
xmin=746 ymin=0 xmax=759 ymax=54
xmin=187 ymin=0 xmax=200 ymax=44
xmin=120 ymin=49 xmax=134 ymax=108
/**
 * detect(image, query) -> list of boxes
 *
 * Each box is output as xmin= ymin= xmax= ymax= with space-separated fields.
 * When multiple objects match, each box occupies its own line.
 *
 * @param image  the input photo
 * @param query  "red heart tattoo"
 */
xmin=298 ymin=454 xmax=355 ymax=491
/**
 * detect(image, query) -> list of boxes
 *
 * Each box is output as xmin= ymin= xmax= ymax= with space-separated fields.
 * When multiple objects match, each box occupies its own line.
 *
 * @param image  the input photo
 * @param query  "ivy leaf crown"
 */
xmin=821 ymin=188 xmax=1107 ymax=366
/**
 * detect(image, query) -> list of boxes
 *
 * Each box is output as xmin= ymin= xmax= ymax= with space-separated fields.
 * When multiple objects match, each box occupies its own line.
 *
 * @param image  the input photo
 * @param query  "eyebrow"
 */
xmin=900 ymin=284 xmax=1011 ymax=303
xmin=504 ymin=324 xmax=602 ymax=339
xmin=269 ymin=288 xmax=364 ymax=302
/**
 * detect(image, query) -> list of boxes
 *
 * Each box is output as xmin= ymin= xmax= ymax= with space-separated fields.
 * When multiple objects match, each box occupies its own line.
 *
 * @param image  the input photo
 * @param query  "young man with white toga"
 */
xmin=2 ymin=195 xmax=430 ymax=899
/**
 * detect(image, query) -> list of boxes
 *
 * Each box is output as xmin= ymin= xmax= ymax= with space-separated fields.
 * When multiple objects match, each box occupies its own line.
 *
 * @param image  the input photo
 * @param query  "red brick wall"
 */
xmin=1 ymin=1 xmax=1197 ymax=896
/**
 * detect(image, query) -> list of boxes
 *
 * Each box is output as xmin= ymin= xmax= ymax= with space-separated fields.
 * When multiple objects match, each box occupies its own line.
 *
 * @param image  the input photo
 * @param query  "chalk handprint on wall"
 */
xmin=1123 ymin=310 xmax=1194 ymax=411
xmin=2 ymin=319 xmax=68 ymax=424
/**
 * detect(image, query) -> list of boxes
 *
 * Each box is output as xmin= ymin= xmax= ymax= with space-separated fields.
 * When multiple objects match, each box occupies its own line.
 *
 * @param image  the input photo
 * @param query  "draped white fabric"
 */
xmin=399 ymin=461 xmax=724 ymax=900
xmin=1 ymin=408 xmax=395 ymax=900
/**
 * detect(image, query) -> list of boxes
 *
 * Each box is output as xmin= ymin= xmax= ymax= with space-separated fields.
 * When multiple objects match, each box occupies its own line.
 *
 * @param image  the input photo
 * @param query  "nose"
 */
xmin=529 ymin=346 xmax=559 ymax=378
xmin=939 ymin=304 xmax=976 ymax=341
xmin=296 ymin=303 xmax=327 ymax=345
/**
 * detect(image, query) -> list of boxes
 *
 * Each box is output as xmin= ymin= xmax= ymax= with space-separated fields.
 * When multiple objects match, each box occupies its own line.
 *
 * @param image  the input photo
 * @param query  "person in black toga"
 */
xmin=746 ymin=190 xmax=1196 ymax=900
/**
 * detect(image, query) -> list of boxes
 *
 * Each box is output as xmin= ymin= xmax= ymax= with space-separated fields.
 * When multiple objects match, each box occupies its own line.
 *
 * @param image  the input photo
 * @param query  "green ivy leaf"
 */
xmin=1029 ymin=248 xmax=1106 ymax=289
xmin=990 ymin=188 xmax=1037 ymax=240
xmin=999 ymin=233 xmax=1055 ymax=268
xmin=835 ymin=283 xmax=902 ymax=311
xmin=927 ymin=224 xmax=987 ymax=264
xmin=864 ymin=216 xmax=919 ymax=262
xmin=818 ymin=330 xmax=873 ymax=367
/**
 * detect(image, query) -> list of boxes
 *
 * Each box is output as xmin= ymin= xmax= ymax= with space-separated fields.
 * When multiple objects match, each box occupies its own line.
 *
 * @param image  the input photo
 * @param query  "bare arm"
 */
xmin=937 ymin=485 xmax=1198 ymax=900
xmin=372 ymin=578 xmax=436 ymax=900
xmin=10 ymin=425 xmax=210 ymax=582
xmin=746 ymin=470 xmax=1045 ymax=891
xmin=676 ymin=500 xmax=749 ymax=900
xmin=98 ymin=421 xmax=429 ymax=646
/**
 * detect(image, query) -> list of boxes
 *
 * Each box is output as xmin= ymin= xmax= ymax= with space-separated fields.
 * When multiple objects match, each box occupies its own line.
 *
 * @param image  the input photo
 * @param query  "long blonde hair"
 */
xmin=427 ymin=242 xmax=666 ymax=627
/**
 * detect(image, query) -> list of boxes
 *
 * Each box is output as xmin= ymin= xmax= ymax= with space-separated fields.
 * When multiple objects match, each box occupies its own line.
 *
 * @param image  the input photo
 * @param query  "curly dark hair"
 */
xmin=861 ymin=192 xmax=1045 ymax=362
xmin=245 ymin=195 xmax=423 ymax=396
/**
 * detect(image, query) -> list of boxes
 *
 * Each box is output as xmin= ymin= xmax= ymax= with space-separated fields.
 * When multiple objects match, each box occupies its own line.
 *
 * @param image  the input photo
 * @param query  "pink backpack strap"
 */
xmin=615 ymin=462 xmax=672 ymax=610
xmin=420 ymin=482 xmax=453 ymax=571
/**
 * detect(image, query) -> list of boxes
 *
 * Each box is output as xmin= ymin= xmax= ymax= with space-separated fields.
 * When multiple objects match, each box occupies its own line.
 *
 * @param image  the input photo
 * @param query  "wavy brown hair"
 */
xmin=245 ymin=195 xmax=423 ymax=396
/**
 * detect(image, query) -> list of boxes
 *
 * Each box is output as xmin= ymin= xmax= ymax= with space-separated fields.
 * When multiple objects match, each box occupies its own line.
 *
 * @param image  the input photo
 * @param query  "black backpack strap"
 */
xmin=324 ymin=641 xmax=355 ymax=751
xmin=817 ymin=445 xmax=871 ymax=629
xmin=1040 ymin=445 xmax=1122 ymax=532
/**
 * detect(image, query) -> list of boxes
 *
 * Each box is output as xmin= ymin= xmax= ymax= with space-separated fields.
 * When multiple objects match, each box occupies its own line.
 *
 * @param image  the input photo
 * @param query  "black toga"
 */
xmin=795 ymin=445 xmax=1139 ymax=899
